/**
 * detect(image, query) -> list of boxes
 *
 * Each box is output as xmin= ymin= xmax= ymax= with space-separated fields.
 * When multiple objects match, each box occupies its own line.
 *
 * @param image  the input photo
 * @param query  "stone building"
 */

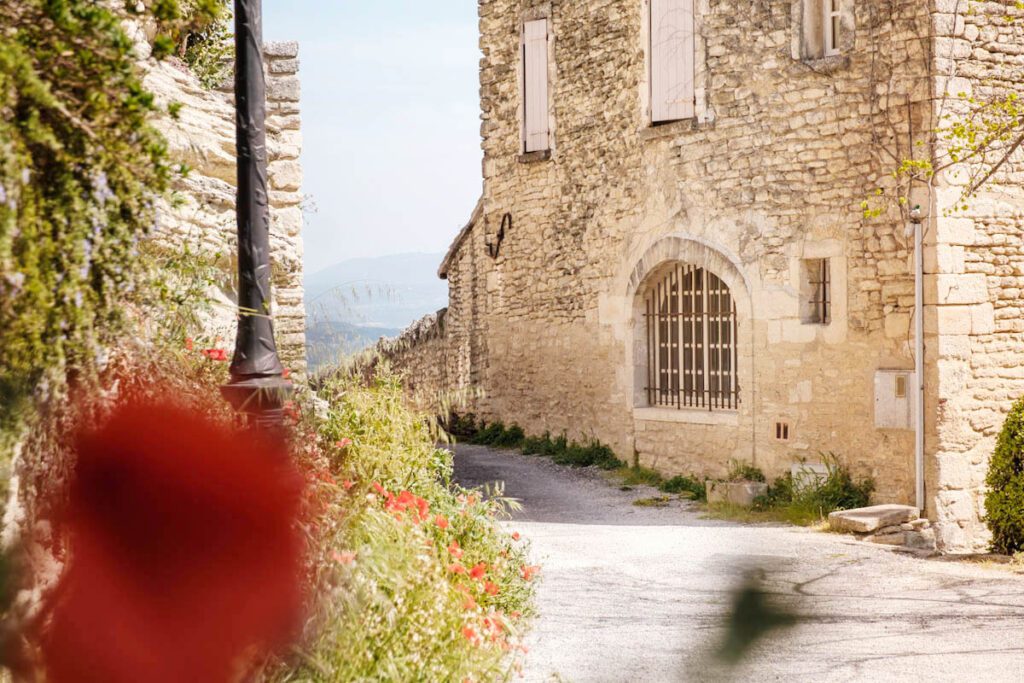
xmin=389 ymin=1 xmax=1024 ymax=553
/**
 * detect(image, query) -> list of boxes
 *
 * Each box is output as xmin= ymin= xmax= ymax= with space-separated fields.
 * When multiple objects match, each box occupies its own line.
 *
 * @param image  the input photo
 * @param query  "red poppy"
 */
xmin=372 ymin=482 xmax=387 ymax=496
xmin=462 ymin=594 xmax=477 ymax=611
xmin=484 ymin=581 xmax=499 ymax=596
xmin=435 ymin=514 xmax=450 ymax=530
xmin=342 ymin=480 xmax=355 ymax=491
xmin=448 ymin=540 xmax=463 ymax=559
xmin=201 ymin=348 xmax=229 ymax=362
xmin=185 ymin=337 xmax=194 ymax=351
xmin=462 ymin=626 xmax=480 ymax=646
xmin=521 ymin=565 xmax=540 ymax=581
xmin=282 ymin=368 xmax=291 ymax=379
xmin=511 ymin=532 xmax=521 ymax=541
xmin=448 ymin=563 xmax=467 ymax=575
xmin=38 ymin=399 xmax=305 ymax=683
xmin=469 ymin=562 xmax=487 ymax=580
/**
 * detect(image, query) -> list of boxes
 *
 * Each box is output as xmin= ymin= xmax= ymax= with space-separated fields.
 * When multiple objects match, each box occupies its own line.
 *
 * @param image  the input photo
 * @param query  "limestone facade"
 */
xmin=389 ymin=1 xmax=1024 ymax=553
xmin=142 ymin=40 xmax=307 ymax=373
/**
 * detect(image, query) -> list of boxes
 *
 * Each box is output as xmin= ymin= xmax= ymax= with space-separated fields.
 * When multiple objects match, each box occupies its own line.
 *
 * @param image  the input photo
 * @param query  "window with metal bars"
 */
xmin=644 ymin=264 xmax=740 ymax=411
xmin=802 ymin=258 xmax=831 ymax=325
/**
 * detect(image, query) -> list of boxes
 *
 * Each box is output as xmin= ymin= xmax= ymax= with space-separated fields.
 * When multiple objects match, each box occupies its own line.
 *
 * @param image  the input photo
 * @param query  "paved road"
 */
xmin=452 ymin=444 xmax=1024 ymax=683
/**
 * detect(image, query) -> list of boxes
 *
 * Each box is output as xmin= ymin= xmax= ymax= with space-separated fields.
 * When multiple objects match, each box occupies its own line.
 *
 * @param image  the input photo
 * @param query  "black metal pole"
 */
xmin=221 ymin=0 xmax=293 ymax=434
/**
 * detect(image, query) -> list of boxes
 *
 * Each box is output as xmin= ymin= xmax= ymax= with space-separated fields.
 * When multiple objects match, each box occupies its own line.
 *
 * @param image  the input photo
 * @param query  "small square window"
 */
xmin=801 ymin=259 xmax=831 ymax=325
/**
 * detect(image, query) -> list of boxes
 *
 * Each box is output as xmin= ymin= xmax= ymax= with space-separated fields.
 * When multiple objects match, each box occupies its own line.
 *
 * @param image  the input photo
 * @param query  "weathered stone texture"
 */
xmin=388 ymin=1 xmax=1024 ymax=553
xmin=144 ymin=43 xmax=306 ymax=374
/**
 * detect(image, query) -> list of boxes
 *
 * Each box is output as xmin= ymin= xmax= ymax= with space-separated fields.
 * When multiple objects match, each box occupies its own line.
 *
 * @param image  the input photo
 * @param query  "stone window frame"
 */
xmin=517 ymin=4 xmax=557 ymax=164
xmin=627 ymin=235 xmax=753 ymax=426
xmin=791 ymin=0 xmax=854 ymax=69
xmin=638 ymin=0 xmax=712 ymax=138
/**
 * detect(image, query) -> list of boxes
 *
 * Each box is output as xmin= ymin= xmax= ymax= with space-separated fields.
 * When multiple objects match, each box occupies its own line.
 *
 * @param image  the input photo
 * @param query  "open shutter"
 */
xmin=650 ymin=0 xmax=695 ymax=123
xmin=523 ymin=19 xmax=549 ymax=152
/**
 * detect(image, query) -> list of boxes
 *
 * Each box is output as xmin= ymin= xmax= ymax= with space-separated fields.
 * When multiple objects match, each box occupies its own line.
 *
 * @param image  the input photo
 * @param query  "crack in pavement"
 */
xmin=452 ymin=444 xmax=1024 ymax=682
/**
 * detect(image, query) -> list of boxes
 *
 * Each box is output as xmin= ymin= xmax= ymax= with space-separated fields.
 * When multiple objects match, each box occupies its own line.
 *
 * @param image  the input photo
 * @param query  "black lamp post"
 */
xmin=221 ymin=0 xmax=293 ymax=434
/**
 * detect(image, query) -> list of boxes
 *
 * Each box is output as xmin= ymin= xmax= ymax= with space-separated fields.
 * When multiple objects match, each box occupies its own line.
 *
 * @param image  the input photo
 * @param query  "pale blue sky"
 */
xmin=263 ymin=2 xmax=482 ymax=274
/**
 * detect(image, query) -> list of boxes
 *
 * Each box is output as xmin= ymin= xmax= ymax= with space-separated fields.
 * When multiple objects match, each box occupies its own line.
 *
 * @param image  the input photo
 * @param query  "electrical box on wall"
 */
xmin=874 ymin=370 xmax=914 ymax=430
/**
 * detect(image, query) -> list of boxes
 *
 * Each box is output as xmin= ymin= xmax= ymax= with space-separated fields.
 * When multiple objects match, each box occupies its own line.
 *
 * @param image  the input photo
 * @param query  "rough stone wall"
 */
xmin=393 ymin=0 xmax=1024 ymax=553
xmin=926 ymin=0 xmax=1024 ymax=552
xmin=447 ymin=0 xmax=933 ymax=499
xmin=142 ymin=41 xmax=306 ymax=373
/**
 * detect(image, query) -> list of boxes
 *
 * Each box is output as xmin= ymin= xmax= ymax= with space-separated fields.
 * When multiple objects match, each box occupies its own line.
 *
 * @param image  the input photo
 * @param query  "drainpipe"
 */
xmin=911 ymin=206 xmax=925 ymax=513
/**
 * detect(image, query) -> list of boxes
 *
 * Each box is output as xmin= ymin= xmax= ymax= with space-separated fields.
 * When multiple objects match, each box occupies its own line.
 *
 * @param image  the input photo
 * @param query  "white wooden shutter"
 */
xmin=523 ymin=19 xmax=549 ymax=152
xmin=650 ymin=0 xmax=695 ymax=122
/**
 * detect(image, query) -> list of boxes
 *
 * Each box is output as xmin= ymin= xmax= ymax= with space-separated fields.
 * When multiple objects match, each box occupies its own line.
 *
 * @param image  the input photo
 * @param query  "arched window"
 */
xmin=644 ymin=264 xmax=739 ymax=410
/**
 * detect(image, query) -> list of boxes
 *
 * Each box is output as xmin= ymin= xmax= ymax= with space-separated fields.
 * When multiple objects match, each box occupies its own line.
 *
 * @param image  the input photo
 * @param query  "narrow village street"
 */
xmin=453 ymin=445 xmax=1024 ymax=683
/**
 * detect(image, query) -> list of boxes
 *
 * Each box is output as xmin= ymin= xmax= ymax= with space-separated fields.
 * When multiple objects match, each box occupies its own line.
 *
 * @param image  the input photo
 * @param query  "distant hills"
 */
xmin=304 ymin=252 xmax=448 ymax=369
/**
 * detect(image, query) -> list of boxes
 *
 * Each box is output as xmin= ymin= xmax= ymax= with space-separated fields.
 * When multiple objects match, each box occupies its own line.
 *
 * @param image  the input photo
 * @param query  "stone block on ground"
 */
xmin=706 ymin=481 xmax=769 ymax=507
xmin=828 ymin=504 xmax=920 ymax=533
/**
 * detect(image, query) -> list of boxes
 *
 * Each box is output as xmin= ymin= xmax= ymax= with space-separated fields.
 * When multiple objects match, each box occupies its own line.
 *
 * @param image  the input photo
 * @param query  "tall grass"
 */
xmin=277 ymin=374 xmax=535 ymax=681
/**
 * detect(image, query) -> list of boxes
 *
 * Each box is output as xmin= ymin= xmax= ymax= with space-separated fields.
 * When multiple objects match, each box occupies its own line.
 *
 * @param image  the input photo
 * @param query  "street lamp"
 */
xmin=221 ymin=0 xmax=293 ymax=435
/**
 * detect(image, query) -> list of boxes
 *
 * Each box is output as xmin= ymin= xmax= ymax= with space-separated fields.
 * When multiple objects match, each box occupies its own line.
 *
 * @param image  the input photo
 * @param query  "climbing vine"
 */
xmin=0 ymin=0 xmax=221 ymax=429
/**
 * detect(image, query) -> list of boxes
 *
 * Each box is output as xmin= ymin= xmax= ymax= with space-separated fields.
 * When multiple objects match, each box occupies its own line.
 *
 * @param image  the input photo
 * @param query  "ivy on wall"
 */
xmin=0 ymin=0 xmax=222 ymax=427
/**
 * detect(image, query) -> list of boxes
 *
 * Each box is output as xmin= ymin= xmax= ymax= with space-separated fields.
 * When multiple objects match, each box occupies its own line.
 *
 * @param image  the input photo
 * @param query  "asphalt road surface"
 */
xmin=452 ymin=444 xmax=1024 ymax=683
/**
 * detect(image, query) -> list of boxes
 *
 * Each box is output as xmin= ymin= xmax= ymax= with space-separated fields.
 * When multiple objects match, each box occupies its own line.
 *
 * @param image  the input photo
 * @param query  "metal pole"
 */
xmin=221 ymin=0 xmax=293 ymax=434
xmin=912 ymin=206 xmax=925 ymax=513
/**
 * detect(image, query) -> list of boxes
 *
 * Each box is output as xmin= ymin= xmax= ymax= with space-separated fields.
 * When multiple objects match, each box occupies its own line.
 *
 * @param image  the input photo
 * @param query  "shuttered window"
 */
xmin=823 ymin=0 xmax=841 ymax=56
xmin=650 ymin=0 xmax=695 ymax=123
xmin=523 ymin=19 xmax=549 ymax=153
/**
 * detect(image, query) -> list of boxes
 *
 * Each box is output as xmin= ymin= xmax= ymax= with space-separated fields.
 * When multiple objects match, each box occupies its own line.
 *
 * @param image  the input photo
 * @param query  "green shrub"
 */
xmin=446 ymin=411 xmax=479 ymax=439
xmin=471 ymin=421 xmax=506 ymax=446
xmin=727 ymin=461 xmax=766 ymax=483
xmin=752 ymin=455 xmax=873 ymax=524
xmin=986 ymin=397 xmax=1024 ymax=554
xmin=618 ymin=465 xmax=664 ymax=488
xmin=544 ymin=434 xmax=568 ymax=457
xmin=521 ymin=433 xmax=549 ymax=455
xmin=660 ymin=475 xmax=707 ymax=501
xmin=551 ymin=440 xmax=623 ymax=470
xmin=494 ymin=424 xmax=525 ymax=449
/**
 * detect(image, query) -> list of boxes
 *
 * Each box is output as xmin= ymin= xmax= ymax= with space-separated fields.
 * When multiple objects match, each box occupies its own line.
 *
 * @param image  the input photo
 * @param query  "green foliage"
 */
xmin=632 ymin=496 xmax=672 ymax=508
xmin=660 ymin=474 xmax=708 ymax=501
xmin=726 ymin=461 xmax=766 ymax=483
xmin=617 ymin=465 xmax=664 ymax=488
xmin=550 ymin=441 xmax=623 ymax=470
xmin=0 ymin=0 xmax=176 ymax=426
xmin=182 ymin=2 xmax=233 ymax=90
xmin=471 ymin=421 xmax=507 ymax=447
xmin=750 ymin=455 xmax=874 ymax=525
xmin=494 ymin=424 xmax=525 ymax=449
xmin=284 ymin=373 xmax=535 ymax=681
xmin=985 ymin=397 xmax=1024 ymax=554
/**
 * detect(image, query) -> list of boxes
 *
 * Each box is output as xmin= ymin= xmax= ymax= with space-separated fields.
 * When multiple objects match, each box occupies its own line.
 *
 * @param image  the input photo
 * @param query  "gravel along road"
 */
xmin=452 ymin=444 xmax=1024 ymax=683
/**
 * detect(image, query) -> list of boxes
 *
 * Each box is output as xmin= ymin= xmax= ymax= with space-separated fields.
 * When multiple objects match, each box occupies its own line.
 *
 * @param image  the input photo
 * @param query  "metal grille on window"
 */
xmin=645 ymin=265 xmax=739 ymax=410
xmin=809 ymin=259 xmax=831 ymax=325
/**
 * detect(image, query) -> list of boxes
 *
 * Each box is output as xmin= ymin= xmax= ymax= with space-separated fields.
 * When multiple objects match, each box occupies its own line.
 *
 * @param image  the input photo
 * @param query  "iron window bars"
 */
xmin=644 ymin=264 xmax=740 ymax=411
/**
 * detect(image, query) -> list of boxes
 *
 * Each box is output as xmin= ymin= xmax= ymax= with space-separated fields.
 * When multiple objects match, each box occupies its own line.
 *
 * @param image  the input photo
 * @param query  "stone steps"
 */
xmin=828 ymin=505 xmax=936 ymax=552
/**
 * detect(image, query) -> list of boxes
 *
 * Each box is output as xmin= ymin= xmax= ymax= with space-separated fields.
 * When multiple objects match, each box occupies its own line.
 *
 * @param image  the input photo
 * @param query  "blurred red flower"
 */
xmin=511 ymin=532 xmax=521 ymax=541
xmin=448 ymin=540 xmax=463 ymax=559
xmin=469 ymin=562 xmax=487 ymax=580
xmin=38 ymin=399 xmax=305 ymax=683
xmin=484 ymin=581 xmax=499 ymax=596
xmin=434 ymin=514 xmax=449 ymax=530
xmin=335 ymin=438 xmax=352 ymax=449
xmin=521 ymin=565 xmax=540 ymax=581
xmin=201 ymin=348 xmax=229 ymax=362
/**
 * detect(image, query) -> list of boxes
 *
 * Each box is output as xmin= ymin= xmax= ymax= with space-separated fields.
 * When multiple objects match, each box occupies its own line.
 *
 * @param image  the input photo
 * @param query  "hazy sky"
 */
xmin=263 ymin=2 xmax=482 ymax=274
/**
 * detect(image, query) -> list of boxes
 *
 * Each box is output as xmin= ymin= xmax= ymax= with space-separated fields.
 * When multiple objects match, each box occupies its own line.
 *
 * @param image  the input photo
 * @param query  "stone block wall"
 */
xmin=389 ymin=1 xmax=1024 ymax=553
xmin=925 ymin=0 xmax=1024 ymax=552
xmin=143 ymin=40 xmax=306 ymax=374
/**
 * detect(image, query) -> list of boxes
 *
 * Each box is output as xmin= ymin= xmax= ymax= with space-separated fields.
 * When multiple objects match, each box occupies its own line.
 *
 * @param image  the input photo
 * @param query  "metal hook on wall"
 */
xmin=486 ymin=212 xmax=512 ymax=260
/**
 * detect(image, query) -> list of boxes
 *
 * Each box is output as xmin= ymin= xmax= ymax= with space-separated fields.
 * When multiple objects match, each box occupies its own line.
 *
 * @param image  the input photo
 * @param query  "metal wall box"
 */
xmin=874 ymin=370 xmax=914 ymax=430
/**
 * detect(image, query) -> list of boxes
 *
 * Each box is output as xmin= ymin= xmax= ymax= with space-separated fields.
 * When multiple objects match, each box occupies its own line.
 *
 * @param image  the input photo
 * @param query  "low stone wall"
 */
xmin=373 ymin=310 xmax=456 ymax=412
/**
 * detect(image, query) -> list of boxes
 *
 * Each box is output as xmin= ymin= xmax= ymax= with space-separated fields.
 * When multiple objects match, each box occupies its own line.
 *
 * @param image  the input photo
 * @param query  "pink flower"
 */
xmin=332 ymin=551 xmax=356 ymax=565
xmin=336 ymin=438 xmax=353 ymax=449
